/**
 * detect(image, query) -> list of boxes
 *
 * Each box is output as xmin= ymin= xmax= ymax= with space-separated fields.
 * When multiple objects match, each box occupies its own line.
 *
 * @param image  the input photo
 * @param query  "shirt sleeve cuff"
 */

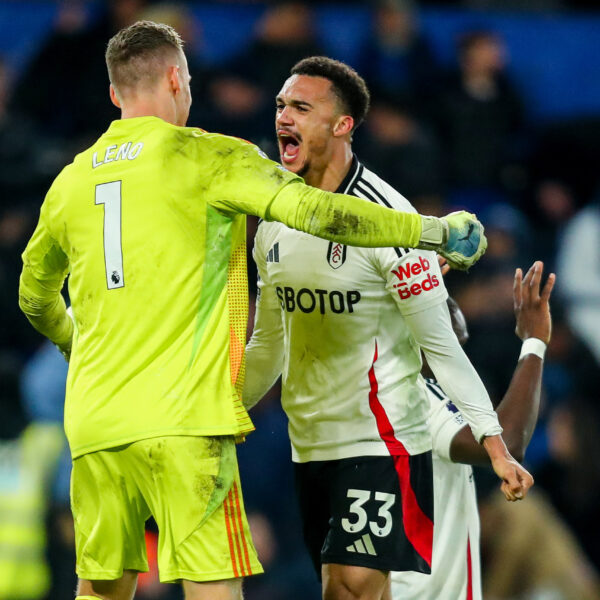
xmin=473 ymin=423 xmax=503 ymax=444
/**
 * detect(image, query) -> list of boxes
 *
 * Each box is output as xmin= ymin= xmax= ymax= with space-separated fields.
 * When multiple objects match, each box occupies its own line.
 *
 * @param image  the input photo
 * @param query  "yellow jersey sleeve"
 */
xmin=207 ymin=140 xmax=423 ymax=250
xmin=207 ymin=141 xmax=300 ymax=218
xmin=267 ymin=181 xmax=423 ymax=248
xmin=206 ymin=139 xmax=422 ymax=247
xmin=19 ymin=186 xmax=73 ymax=352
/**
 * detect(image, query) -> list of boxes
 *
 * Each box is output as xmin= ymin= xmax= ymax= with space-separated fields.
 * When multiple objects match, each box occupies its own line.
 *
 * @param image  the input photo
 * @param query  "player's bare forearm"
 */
xmin=449 ymin=425 xmax=487 ymax=465
xmin=496 ymin=356 xmax=542 ymax=461
xmin=450 ymin=262 xmax=554 ymax=467
xmin=499 ymin=262 xmax=554 ymax=460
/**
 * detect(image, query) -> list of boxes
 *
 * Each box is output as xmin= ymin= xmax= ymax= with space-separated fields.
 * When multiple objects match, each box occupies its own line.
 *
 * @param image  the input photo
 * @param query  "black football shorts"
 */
xmin=294 ymin=452 xmax=433 ymax=577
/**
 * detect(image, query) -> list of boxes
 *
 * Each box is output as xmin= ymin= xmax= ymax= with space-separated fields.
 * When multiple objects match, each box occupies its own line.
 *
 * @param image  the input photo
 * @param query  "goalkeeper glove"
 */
xmin=418 ymin=211 xmax=487 ymax=271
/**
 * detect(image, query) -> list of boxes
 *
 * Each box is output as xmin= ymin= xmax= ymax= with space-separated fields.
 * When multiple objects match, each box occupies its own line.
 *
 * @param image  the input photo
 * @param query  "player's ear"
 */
xmin=333 ymin=115 xmax=354 ymax=138
xmin=168 ymin=65 xmax=181 ymax=95
xmin=109 ymin=84 xmax=121 ymax=109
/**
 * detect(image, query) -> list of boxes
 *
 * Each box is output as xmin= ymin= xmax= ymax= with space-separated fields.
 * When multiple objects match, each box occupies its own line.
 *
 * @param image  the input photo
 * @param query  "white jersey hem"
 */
xmin=291 ymin=438 xmax=432 ymax=463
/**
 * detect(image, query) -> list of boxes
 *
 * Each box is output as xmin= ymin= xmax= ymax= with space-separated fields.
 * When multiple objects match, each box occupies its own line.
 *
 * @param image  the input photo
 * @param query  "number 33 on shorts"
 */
xmin=319 ymin=453 xmax=433 ymax=573
xmin=342 ymin=489 xmax=396 ymax=537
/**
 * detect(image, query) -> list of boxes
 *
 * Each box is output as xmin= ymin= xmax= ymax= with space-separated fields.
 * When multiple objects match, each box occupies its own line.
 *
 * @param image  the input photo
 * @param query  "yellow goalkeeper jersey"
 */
xmin=20 ymin=116 xmax=422 ymax=459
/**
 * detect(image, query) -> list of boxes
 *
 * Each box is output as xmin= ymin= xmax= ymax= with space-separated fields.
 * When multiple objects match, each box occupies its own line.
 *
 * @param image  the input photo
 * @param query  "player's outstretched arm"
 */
xmin=449 ymin=262 xmax=555 ymax=496
xmin=211 ymin=140 xmax=487 ymax=269
xmin=267 ymin=183 xmax=487 ymax=270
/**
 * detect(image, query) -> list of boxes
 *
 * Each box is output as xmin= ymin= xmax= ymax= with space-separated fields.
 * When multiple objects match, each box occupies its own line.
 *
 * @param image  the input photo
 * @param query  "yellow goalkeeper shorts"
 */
xmin=70 ymin=435 xmax=262 ymax=583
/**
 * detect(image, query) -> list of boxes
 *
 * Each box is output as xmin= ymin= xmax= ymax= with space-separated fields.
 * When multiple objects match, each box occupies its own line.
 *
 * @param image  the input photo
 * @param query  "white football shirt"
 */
xmin=391 ymin=378 xmax=482 ymax=600
xmin=245 ymin=156 xmax=501 ymax=461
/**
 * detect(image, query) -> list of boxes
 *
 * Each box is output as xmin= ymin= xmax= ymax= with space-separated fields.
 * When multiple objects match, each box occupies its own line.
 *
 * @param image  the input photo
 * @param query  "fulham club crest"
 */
xmin=327 ymin=242 xmax=347 ymax=269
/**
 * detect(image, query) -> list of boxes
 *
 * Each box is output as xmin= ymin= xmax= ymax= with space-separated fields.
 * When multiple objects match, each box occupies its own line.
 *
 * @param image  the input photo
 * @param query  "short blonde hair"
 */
xmin=105 ymin=20 xmax=184 ymax=95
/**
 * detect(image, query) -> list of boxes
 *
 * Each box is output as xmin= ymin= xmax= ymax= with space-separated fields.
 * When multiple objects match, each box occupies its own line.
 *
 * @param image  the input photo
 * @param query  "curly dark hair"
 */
xmin=291 ymin=56 xmax=371 ymax=131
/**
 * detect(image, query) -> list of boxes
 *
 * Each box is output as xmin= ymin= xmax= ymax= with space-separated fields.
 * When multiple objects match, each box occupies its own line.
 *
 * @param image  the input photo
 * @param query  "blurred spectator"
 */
xmin=0 ymin=56 xmax=68 ymax=209
xmin=0 ymin=59 xmax=36 ymax=207
xmin=139 ymin=4 xmax=275 ymax=147
xmin=434 ymin=30 xmax=524 ymax=191
xmin=9 ymin=1 xmax=91 ymax=140
xmin=527 ymin=179 xmax=577 ymax=267
xmin=480 ymin=491 xmax=600 ymax=599
xmin=0 ymin=207 xmax=38 ymax=356
xmin=0 ymin=65 xmax=41 ymax=363
xmin=543 ymin=314 xmax=598 ymax=401
xmin=0 ymin=356 xmax=64 ymax=600
xmin=556 ymin=194 xmax=600 ymax=363
xmin=360 ymin=0 xmax=441 ymax=106
xmin=11 ymin=0 xmax=147 ymax=146
xmin=479 ymin=202 xmax=531 ymax=265
xmin=19 ymin=342 xmax=74 ymax=599
xmin=356 ymin=95 xmax=443 ymax=202
xmin=462 ymin=0 xmax=564 ymax=10
xmin=522 ymin=311 xmax=599 ymax=471
xmin=536 ymin=398 xmax=600 ymax=569
xmin=450 ymin=263 xmax=521 ymax=403
xmin=138 ymin=2 xmax=212 ymax=129
xmin=204 ymin=68 xmax=275 ymax=153
xmin=531 ymin=117 xmax=600 ymax=214
xmin=0 ymin=422 xmax=64 ymax=600
xmin=232 ymin=2 xmax=323 ymax=98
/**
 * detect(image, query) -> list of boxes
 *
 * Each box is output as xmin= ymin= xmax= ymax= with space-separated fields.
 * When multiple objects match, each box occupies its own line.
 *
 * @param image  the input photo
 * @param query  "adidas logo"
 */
xmin=346 ymin=533 xmax=377 ymax=556
xmin=267 ymin=242 xmax=279 ymax=263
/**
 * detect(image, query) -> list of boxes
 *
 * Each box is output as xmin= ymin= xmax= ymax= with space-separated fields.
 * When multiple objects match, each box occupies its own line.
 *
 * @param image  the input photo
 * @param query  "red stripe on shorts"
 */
xmin=368 ymin=343 xmax=434 ymax=567
xmin=223 ymin=491 xmax=240 ymax=578
xmin=228 ymin=490 xmax=247 ymax=576
xmin=233 ymin=481 xmax=253 ymax=575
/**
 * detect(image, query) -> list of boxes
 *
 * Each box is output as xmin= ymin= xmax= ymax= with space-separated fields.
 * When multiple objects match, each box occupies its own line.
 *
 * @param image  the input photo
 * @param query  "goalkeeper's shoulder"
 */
xmin=180 ymin=126 xmax=258 ymax=156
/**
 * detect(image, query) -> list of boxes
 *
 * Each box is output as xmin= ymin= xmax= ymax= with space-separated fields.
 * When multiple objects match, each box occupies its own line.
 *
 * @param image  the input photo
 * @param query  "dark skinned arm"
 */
xmin=450 ymin=354 xmax=543 ymax=465
xmin=449 ymin=261 xmax=555 ymax=466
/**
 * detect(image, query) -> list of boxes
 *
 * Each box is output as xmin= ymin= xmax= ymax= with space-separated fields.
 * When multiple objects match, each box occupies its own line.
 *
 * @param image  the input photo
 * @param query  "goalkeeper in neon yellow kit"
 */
xmin=18 ymin=21 xmax=486 ymax=600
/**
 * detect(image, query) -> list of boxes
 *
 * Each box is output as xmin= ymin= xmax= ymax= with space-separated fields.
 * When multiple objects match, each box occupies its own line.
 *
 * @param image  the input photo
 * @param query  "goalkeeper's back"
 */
xmin=21 ymin=116 xmax=296 ymax=458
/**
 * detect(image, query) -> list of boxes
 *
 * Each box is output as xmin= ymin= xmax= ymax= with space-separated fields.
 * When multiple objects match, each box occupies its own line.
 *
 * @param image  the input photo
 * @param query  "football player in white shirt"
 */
xmin=392 ymin=261 xmax=554 ymax=600
xmin=243 ymin=56 xmax=532 ymax=600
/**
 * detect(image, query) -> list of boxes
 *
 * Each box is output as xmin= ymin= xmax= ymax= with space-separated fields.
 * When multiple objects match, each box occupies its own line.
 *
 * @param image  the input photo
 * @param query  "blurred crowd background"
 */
xmin=1 ymin=0 xmax=600 ymax=599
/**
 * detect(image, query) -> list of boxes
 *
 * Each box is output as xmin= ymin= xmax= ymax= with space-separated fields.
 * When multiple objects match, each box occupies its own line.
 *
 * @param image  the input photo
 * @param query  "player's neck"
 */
xmin=304 ymin=144 xmax=353 ymax=192
xmin=120 ymin=98 xmax=177 ymax=126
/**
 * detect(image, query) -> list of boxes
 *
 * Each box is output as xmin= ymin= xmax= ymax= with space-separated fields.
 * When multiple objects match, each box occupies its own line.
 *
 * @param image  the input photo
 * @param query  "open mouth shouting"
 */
xmin=277 ymin=129 xmax=302 ymax=166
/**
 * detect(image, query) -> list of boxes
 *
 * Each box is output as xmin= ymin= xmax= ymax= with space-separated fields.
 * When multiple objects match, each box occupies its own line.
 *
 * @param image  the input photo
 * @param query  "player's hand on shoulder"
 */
xmin=439 ymin=211 xmax=487 ymax=271
xmin=514 ymin=261 xmax=555 ymax=345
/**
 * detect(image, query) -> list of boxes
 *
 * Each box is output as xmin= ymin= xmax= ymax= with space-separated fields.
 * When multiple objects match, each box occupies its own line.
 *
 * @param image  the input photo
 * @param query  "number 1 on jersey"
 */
xmin=95 ymin=181 xmax=125 ymax=289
